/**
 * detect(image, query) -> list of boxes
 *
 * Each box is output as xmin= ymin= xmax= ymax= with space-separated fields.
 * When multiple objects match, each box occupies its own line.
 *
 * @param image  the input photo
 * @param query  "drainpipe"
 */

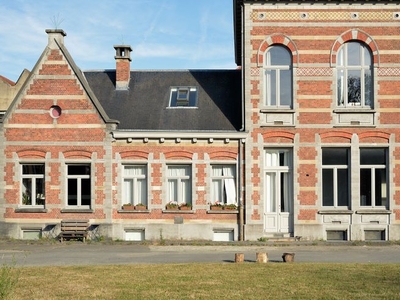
xmin=238 ymin=2 xmax=245 ymax=241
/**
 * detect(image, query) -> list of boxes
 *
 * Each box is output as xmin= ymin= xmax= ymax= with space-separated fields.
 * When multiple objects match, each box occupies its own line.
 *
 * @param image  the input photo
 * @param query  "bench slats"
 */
xmin=60 ymin=220 xmax=89 ymax=242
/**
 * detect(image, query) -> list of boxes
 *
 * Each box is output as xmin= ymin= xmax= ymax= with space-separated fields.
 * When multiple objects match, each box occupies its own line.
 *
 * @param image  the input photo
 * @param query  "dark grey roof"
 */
xmin=84 ymin=70 xmax=242 ymax=131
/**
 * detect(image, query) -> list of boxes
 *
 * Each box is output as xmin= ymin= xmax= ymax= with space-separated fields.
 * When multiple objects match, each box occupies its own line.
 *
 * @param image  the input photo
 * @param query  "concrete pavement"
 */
xmin=1 ymin=240 xmax=400 ymax=266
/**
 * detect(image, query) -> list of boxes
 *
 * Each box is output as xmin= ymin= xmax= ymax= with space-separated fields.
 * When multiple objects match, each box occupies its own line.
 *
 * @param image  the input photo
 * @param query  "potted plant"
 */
xmin=179 ymin=202 xmax=192 ymax=210
xmin=122 ymin=203 xmax=135 ymax=210
xmin=210 ymin=201 xmax=224 ymax=210
xmin=165 ymin=201 xmax=179 ymax=210
xmin=134 ymin=203 xmax=147 ymax=210
xmin=224 ymin=203 xmax=238 ymax=210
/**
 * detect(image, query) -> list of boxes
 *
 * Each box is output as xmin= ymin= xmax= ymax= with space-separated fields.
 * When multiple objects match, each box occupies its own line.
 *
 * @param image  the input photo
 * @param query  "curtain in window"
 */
xmin=124 ymin=166 xmax=146 ymax=205
xmin=168 ymin=166 xmax=190 ymax=204
xmin=223 ymin=166 xmax=236 ymax=204
xmin=212 ymin=167 xmax=223 ymax=203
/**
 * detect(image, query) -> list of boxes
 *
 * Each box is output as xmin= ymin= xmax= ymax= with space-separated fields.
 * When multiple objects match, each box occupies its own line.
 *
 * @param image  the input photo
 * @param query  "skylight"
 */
xmin=169 ymin=86 xmax=198 ymax=107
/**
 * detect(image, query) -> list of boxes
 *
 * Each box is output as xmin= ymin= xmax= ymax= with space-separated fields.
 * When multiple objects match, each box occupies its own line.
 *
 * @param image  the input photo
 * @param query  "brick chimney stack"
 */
xmin=45 ymin=29 xmax=66 ymax=48
xmin=114 ymin=45 xmax=132 ymax=90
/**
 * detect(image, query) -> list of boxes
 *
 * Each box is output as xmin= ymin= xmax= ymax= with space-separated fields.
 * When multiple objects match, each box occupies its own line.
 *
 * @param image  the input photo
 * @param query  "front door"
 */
xmin=264 ymin=150 xmax=292 ymax=233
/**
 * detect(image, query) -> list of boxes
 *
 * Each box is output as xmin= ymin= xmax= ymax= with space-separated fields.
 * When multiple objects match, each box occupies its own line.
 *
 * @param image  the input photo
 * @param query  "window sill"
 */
xmin=162 ymin=210 xmax=194 ymax=214
xmin=118 ymin=209 xmax=150 ymax=213
xmin=333 ymin=108 xmax=375 ymax=126
xmin=15 ymin=207 xmax=47 ymax=213
xmin=61 ymin=209 xmax=94 ymax=213
xmin=259 ymin=109 xmax=295 ymax=126
xmin=207 ymin=210 xmax=238 ymax=214
xmin=356 ymin=209 xmax=391 ymax=215
xmin=333 ymin=108 xmax=375 ymax=113
xmin=318 ymin=210 xmax=353 ymax=215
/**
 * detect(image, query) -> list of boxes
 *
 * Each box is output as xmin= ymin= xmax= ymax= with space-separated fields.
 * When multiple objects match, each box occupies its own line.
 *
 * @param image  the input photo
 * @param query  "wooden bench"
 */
xmin=59 ymin=220 xmax=89 ymax=242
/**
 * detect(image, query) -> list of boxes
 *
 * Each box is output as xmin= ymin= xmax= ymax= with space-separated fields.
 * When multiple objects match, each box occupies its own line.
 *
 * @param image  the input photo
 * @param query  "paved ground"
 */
xmin=1 ymin=240 xmax=400 ymax=266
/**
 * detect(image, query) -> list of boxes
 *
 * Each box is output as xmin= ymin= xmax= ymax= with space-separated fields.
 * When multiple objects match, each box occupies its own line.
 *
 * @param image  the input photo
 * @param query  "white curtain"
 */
xmin=168 ymin=166 xmax=190 ymax=204
xmin=124 ymin=166 xmax=146 ymax=205
xmin=223 ymin=166 xmax=236 ymax=205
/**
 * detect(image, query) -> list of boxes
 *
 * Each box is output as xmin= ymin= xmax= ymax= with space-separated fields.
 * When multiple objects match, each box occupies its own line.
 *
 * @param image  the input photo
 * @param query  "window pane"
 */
xmin=322 ymin=148 xmax=348 ymax=165
xmin=36 ymin=178 xmax=45 ymax=205
xmin=337 ymin=169 xmax=349 ymax=206
xmin=124 ymin=179 xmax=134 ymax=204
xmin=375 ymin=169 xmax=387 ymax=206
xmin=266 ymin=173 xmax=276 ymax=212
xmin=69 ymin=165 xmax=90 ymax=175
xmin=23 ymin=165 xmax=44 ymax=174
xmin=266 ymin=70 xmax=277 ymax=105
xmin=322 ymin=169 xmax=334 ymax=206
xmin=337 ymin=70 xmax=345 ymax=106
xmin=347 ymin=42 xmax=361 ymax=66
xmin=364 ymin=69 xmax=372 ymax=107
xmin=68 ymin=178 xmax=77 ymax=206
xmin=280 ymin=69 xmax=292 ymax=106
xmin=81 ymin=178 xmax=91 ymax=206
xmin=364 ymin=47 xmax=372 ymax=65
xmin=22 ymin=178 xmax=32 ymax=205
xmin=360 ymin=148 xmax=386 ymax=165
xmin=360 ymin=169 xmax=371 ymax=206
xmin=269 ymin=46 xmax=290 ymax=65
xmin=348 ymin=70 xmax=361 ymax=104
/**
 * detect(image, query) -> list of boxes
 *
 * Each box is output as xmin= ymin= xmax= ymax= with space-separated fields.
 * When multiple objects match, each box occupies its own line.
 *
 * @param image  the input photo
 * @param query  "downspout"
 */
xmin=238 ymin=1 xmax=245 ymax=241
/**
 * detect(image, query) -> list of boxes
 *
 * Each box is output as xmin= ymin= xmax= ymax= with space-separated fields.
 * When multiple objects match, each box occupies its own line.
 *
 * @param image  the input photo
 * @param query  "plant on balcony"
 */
xmin=224 ymin=203 xmax=238 ymax=210
xmin=209 ymin=201 xmax=224 ymax=210
xmin=122 ymin=203 xmax=135 ymax=210
xmin=179 ymin=202 xmax=192 ymax=210
xmin=165 ymin=201 xmax=179 ymax=210
xmin=134 ymin=203 xmax=147 ymax=210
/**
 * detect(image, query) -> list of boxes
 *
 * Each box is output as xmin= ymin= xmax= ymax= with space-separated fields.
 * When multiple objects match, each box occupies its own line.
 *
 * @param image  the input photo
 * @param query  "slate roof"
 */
xmin=84 ymin=70 xmax=242 ymax=132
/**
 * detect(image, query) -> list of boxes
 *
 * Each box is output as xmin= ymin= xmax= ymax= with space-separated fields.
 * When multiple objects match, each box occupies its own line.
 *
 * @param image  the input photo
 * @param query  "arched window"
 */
xmin=337 ymin=42 xmax=373 ymax=108
xmin=264 ymin=45 xmax=292 ymax=108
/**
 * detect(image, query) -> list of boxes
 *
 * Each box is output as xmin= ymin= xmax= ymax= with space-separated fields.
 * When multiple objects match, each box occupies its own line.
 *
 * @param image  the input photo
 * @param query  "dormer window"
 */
xmin=169 ymin=86 xmax=197 ymax=107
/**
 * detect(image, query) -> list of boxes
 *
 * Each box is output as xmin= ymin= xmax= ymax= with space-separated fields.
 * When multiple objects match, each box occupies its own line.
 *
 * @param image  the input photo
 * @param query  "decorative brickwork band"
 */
xmin=296 ymin=68 xmax=333 ymax=77
xmin=257 ymin=34 xmax=299 ymax=67
xmin=378 ymin=68 xmax=400 ymax=76
xmin=331 ymin=29 xmax=380 ymax=66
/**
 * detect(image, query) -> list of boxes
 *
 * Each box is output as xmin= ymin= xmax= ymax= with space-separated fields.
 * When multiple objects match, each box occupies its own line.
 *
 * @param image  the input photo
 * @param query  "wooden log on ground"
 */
xmin=235 ymin=253 xmax=244 ymax=263
xmin=256 ymin=252 xmax=268 ymax=263
xmin=282 ymin=252 xmax=295 ymax=262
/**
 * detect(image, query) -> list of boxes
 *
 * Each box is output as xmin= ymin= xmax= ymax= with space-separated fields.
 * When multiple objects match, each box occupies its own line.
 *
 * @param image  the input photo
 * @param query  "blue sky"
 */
xmin=0 ymin=0 xmax=236 ymax=82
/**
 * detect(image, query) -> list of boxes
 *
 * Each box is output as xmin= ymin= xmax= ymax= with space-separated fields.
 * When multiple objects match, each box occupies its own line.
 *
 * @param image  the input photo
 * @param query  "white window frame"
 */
xmin=122 ymin=165 xmax=147 ymax=206
xmin=21 ymin=164 xmax=45 ymax=206
xmin=211 ymin=165 xmax=237 ymax=205
xmin=66 ymin=164 xmax=91 ymax=208
xmin=321 ymin=148 xmax=350 ymax=208
xmin=264 ymin=149 xmax=292 ymax=213
xmin=167 ymin=165 xmax=192 ymax=205
xmin=337 ymin=41 xmax=373 ymax=108
xmin=264 ymin=45 xmax=293 ymax=108
xmin=360 ymin=148 xmax=387 ymax=208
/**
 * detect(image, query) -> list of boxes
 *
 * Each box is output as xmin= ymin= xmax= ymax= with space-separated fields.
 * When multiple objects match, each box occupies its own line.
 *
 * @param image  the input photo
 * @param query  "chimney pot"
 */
xmin=45 ymin=29 xmax=66 ymax=48
xmin=114 ymin=45 xmax=132 ymax=90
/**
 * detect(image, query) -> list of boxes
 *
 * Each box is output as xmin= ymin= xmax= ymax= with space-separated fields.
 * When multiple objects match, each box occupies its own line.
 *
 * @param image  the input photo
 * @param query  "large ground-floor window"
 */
xmin=123 ymin=165 xmax=147 ymax=206
xmin=167 ymin=165 xmax=191 ymax=205
xmin=21 ymin=164 xmax=45 ymax=206
xmin=67 ymin=164 xmax=91 ymax=207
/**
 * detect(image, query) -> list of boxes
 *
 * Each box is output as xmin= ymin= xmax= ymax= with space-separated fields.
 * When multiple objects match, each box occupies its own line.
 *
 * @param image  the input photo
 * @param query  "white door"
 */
xmin=264 ymin=150 xmax=292 ymax=233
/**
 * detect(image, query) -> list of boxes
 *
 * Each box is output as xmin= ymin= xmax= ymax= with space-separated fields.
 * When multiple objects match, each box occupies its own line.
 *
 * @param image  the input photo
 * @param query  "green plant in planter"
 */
xmin=122 ymin=203 xmax=134 ymax=209
xmin=135 ymin=203 xmax=146 ymax=210
xmin=179 ymin=202 xmax=192 ymax=210
xmin=166 ymin=201 xmax=178 ymax=209
xmin=224 ymin=203 xmax=238 ymax=210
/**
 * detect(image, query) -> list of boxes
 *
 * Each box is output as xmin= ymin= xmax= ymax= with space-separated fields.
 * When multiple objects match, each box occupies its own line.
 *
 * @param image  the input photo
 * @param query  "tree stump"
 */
xmin=256 ymin=252 xmax=268 ymax=263
xmin=235 ymin=253 xmax=244 ymax=263
xmin=282 ymin=252 xmax=295 ymax=262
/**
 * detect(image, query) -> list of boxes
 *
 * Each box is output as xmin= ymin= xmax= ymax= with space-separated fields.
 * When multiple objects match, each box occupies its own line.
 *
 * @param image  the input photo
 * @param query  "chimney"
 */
xmin=114 ymin=45 xmax=132 ymax=90
xmin=45 ymin=29 xmax=66 ymax=48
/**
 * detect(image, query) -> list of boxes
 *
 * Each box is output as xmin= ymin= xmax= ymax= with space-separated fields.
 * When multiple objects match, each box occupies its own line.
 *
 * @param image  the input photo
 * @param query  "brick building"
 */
xmin=236 ymin=0 xmax=400 ymax=241
xmin=1 ymin=0 xmax=400 ymax=241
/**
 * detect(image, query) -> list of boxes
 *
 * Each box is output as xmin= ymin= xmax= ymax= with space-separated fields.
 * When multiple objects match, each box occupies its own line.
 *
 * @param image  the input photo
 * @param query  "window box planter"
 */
xmin=179 ymin=205 xmax=192 ymax=211
xmin=122 ymin=204 xmax=135 ymax=211
xmin=210 ymin=205 xmax=224 ymax=211
xmin=224 ymin=204 xmax=238 ymax=210
xmin=166 ymin=201 xmax=179 ymax=210
xmin=134 ymin=204 xmax=147 ymax=211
